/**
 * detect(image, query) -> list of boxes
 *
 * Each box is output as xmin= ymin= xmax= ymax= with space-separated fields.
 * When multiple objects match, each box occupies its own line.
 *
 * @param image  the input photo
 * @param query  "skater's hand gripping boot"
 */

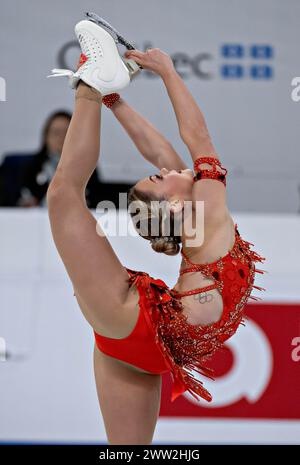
xmin=124 ymin=48 xmax=175 ymax=77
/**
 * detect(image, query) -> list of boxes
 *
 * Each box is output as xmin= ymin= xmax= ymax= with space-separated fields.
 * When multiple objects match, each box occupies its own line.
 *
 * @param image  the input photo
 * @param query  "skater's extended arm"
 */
xmin=109 ymin=97 xmax=188 ymax=171
xmin=124 ymin=49 xmax=218 ymax=164
xmin=161 ymin=70 xmax=218 ymax=162
xmin=124 ymin=48 xmax=229 ymax=225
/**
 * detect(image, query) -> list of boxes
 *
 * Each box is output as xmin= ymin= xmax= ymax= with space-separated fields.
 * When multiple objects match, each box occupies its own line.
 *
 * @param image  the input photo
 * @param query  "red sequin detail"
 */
xmin=120 ymin=156 xmax=265 ymax=403
xmin=171 ymin=282 xmax=219 ymax=298
xmin=124 ymin=220 xmax=266 ymax=403
xmin=193 ymin=156 xmax=228 ymax=186
xmin=102 ymin=92 xmax=121 ymax=108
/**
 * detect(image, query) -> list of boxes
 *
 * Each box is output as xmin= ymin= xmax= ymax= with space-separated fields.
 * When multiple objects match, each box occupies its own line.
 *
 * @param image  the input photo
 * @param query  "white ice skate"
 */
xmin=47 ymin=15 xmax=141 ymax=96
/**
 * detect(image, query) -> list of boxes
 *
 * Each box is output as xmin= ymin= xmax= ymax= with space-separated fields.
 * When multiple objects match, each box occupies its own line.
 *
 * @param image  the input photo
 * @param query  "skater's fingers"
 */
xmin=124 ymin=52 xmax=145 ymax=66
xmin=128 ymin=56 xmax=144 ymax=67
xmin=125 ymin=49 xmax=144 ymax=58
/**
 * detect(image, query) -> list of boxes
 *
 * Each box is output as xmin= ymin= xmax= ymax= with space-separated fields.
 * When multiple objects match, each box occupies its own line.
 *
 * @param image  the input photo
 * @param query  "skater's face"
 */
xmin=135 ymin=168 xmax=194 ymax=202
xmin=46 ymin=116 xmax=70 ymax=156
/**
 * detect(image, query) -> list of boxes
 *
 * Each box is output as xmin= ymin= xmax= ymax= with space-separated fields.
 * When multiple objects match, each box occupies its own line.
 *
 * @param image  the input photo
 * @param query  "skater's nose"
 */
xmin=160 ymin=168 xmax=169 ymax=176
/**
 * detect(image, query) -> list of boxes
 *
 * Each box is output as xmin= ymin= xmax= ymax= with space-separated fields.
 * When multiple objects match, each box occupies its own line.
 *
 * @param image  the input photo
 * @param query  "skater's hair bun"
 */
xmin=150 ymin=236 xmax=180 ymax=256
xmin=127 ymin=186 xmax=182 ymax=256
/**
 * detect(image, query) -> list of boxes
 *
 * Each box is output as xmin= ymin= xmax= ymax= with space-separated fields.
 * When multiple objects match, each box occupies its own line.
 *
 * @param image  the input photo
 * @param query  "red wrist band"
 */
xmin=102 ymin=93 xmax=121 ymax=108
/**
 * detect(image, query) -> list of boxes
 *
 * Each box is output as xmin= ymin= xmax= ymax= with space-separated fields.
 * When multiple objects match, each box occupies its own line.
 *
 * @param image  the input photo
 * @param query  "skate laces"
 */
xmin=47 ymin=69 xmax=75 ymax=78
xmin=47 ymin=29 xmax=104 ymax=82
xmin=47 ymin=27 xmax=103 ymax=84
xmin=47 ymin=53 xmax=89 ymax=86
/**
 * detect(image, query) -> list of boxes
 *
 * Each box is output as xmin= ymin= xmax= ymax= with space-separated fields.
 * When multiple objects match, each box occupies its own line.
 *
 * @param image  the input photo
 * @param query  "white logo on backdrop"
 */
xmin=186 ymin=318 xmax=273 ymax=408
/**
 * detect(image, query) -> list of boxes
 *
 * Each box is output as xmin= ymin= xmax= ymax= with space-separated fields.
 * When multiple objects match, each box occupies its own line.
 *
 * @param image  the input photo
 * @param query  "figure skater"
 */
xmin=47 ymin=17 xmax=266 ymax=444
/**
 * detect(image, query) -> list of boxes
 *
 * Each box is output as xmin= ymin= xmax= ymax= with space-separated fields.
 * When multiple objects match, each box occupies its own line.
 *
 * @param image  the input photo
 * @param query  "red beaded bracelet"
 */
xmin=102 ymin=93 xmax=121 ymax=108
xmin=75 ymin=54 xmax=121 ymax=107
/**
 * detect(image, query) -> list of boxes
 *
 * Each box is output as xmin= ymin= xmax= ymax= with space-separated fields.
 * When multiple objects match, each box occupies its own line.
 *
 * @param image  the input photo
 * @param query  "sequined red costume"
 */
xmin=94 ymin=156 xmax=266 ymax=403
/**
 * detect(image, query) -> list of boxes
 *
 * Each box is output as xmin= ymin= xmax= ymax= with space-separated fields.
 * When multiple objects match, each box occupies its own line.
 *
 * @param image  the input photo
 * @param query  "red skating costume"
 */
xmin=94 ymin=156 xmax=266 ymax=403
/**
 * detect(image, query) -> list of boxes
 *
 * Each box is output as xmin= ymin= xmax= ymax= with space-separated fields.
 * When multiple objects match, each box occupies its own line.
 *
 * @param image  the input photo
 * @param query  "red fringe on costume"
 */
xmin=127 ymin=224 xmax=266 ymax=403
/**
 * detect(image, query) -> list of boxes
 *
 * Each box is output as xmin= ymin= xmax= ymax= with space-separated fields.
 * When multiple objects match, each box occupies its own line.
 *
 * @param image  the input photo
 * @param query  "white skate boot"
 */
xmin=47 ymin=18 xmax=140 ymax=96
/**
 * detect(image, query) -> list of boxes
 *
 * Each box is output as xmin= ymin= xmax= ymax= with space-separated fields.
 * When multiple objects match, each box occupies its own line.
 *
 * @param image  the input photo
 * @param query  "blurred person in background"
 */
xmin=0 ymin=110 xmax=102 ymax=208
xmin=17 ymin=110 xmax=71 ymax=207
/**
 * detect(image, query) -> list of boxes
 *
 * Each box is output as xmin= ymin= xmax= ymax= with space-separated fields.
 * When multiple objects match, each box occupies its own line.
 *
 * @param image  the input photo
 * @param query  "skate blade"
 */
xmin=85 ymin=12 xmax=143 ymax=75
xmin=85 ymin=11 xmax=134 ymax=49
xmin=122 ymin=58 xmax=141 ymax=79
